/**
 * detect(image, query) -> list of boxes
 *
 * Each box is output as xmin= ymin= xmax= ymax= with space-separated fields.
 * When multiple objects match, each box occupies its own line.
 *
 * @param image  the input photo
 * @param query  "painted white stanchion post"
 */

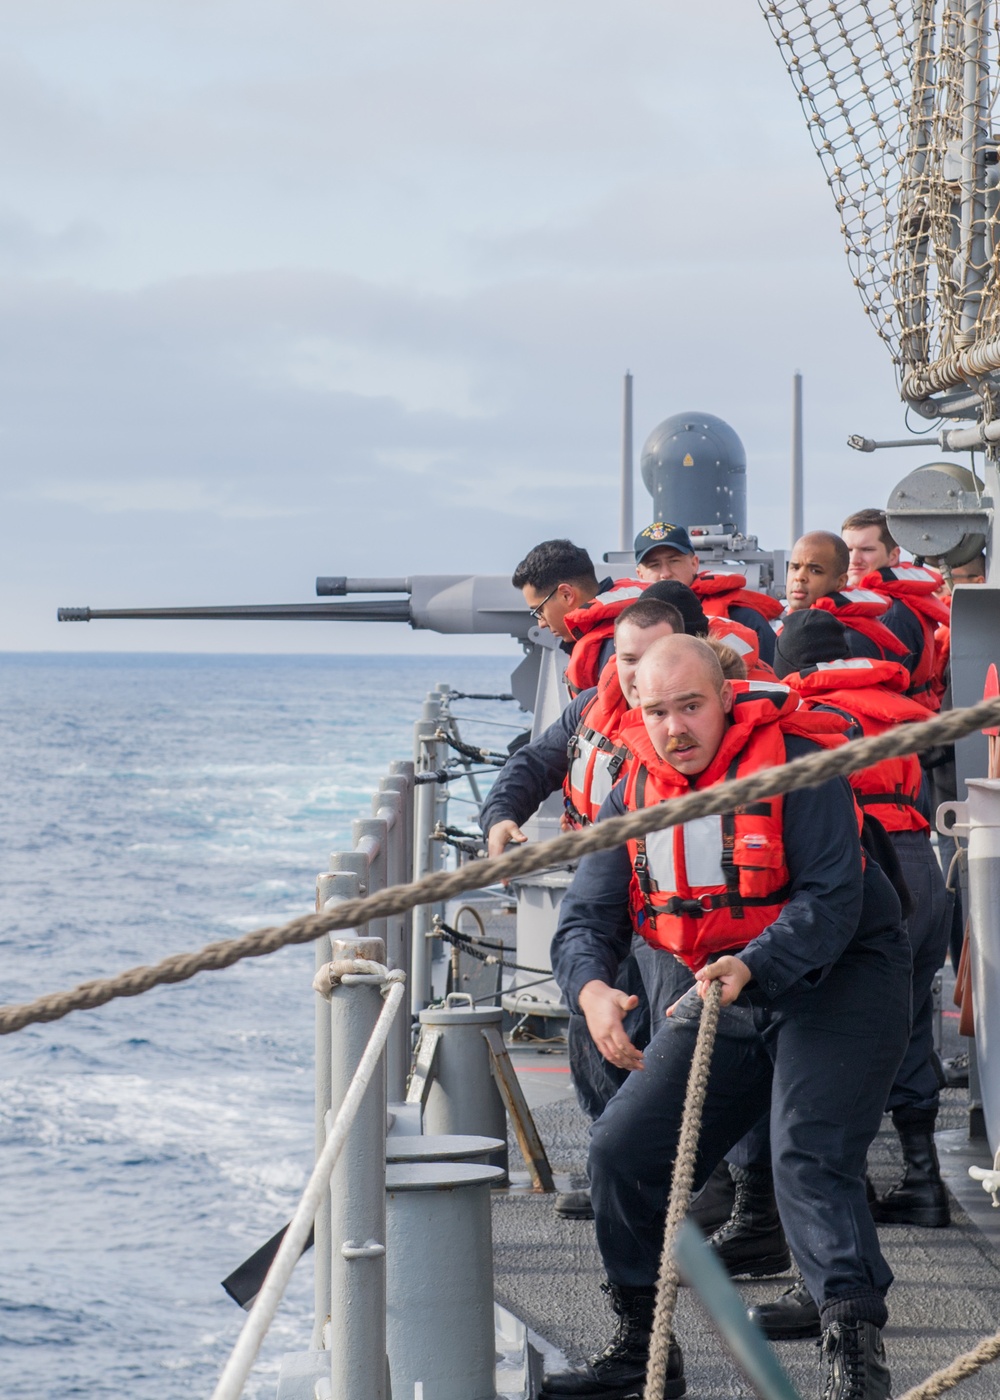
xmin=311 ymin=872 xmax=361 ymax=1350
xmin=386 ymin=1161 xmax=505 ymax=1400
xmin=328 ymin=935 xmax=389 ymax=1400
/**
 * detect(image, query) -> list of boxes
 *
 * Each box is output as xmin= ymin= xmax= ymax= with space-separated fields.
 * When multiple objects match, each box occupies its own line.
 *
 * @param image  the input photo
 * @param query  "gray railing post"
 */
xmin=312 ymin=871 xmax=361 ymax=1350
xmin=388 ymin=761 xmax=415 ymax=879
xmin=374 ymin=784 xmax=409 ymax=1100
xmin=327 ymin=933 xmax=389 ymax=1400
xmin=412 ymin=693 xmax=446 ymax=1013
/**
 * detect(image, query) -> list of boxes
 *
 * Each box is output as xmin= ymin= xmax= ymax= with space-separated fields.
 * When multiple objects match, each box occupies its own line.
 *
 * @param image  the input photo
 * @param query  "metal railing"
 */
xmin=211 ymin=944 xmax=405 ymax=1400
xmin=211 ymin=683 xmax=505 ymax=1399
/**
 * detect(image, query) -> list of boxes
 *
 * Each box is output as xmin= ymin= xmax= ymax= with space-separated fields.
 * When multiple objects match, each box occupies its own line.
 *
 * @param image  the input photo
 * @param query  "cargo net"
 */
xmin=759 ymin=2 xmax=1000 ymax=410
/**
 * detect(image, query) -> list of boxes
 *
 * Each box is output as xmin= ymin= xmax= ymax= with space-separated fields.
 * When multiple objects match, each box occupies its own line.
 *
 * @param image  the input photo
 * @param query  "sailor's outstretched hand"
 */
xmin=487 ymin=819 xmax=528 ymax=859
xmin=578 ymin=980 xmax=644 ymax=1071
xmin=694 ymin=956 xmax=751 ymax=1006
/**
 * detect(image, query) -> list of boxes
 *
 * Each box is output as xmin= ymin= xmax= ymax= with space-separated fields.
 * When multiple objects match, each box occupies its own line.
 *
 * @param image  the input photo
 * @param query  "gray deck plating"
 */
xmin=496 ymin=1034 xmax=1000 ymax=1397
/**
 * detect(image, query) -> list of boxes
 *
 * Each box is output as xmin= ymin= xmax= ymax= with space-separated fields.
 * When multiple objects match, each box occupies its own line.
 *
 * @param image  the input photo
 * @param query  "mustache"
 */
xmin=664 ymin=735 xmax=696 ymax=753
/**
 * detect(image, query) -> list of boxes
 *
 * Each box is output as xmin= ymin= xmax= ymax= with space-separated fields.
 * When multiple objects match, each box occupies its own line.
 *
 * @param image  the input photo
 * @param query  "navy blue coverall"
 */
xmin=551 ymin=737 xmax=911 ymax=1330
xmin=478 ymin=680 xmax=687 ymax=1118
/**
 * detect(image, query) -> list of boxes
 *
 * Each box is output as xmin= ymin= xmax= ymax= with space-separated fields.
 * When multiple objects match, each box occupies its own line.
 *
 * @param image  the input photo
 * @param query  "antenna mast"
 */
xmin=619 ymin=372 xmax=633 ymax=551
xmin=790 ymin=371 xmax=803 ymax=546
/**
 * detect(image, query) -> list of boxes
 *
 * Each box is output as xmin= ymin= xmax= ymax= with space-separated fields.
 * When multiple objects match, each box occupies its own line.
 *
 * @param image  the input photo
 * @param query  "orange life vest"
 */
xmin=618 ymin=683 xmax=853 ymax=969
xmin=934 ymin=618 xmax=951 ymax=701
xmin=810 ymin=589 xmax=910 ymax=661
xmin=693 ymin=571 xmax=784 ymax=626
xmin=708 ymin=616 xmax=777 ymax=682
xmin=857 ymin=565 xmax=949 ymax=711
xmin=788 ymin=657 xmax=930 ymax=833
xmin=564 ymin=579 xmax=646 ymax=696
xmin=563 ymin=659 xmax=631 ymax=826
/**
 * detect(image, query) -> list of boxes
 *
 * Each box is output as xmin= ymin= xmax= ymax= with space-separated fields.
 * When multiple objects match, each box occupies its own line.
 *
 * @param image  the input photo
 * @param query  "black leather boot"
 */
xmin=554 ymin=1188 xmax=594 ymax=1220
xmin=708 ymin=1165 xmax=791 ymax=1278
xmin=870 ymin=1111 xmax=950 ymax=1228
xmin=539 ymin=1283 xmax=685 ymax=1399
xmin=746 ymin=1276 xmax=820 ymax=1340
xmin=688 ymin=1159 xmax=736 ymax=1235
xmin=819 ymin=1320 xmax=892 ymax=1399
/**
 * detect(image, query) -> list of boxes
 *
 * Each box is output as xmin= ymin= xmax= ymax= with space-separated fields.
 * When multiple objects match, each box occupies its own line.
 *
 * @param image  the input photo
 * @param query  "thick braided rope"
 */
xmin=898 ymin=1331 xmax=1000 ymax=1400
xmin=644 ymin=980 xmax=722 ymax=1400
xmin=2 ymin=695 xmax=998 ymax=1037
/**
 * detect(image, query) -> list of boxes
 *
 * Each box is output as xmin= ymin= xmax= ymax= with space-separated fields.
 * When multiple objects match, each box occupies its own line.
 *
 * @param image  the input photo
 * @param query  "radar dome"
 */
xmin=639 ymin=412 xmax=747 ymax=535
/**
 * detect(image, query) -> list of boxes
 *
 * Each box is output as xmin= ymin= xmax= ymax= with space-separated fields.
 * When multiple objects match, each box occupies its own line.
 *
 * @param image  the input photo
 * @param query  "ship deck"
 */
xmin=495 ymin=974 xmax=1000 ymax=1399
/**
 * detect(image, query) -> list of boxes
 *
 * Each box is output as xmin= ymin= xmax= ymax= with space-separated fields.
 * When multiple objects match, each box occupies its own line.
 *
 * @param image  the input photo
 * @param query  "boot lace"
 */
xmin=821 ymin=1323 xmax=875 ymax=1400
xmin=591 ymin=1283 xmax=650 ymax=1365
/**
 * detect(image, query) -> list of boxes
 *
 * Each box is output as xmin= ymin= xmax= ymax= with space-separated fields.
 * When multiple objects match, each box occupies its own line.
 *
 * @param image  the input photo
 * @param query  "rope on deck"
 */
xmin=898 ymin=1332 xmax=1000 ymax=1400
xmin=645 ymin=979 xmax=722 ymax=1400
xmin=1 ymin=693 xmax=999 ymax=1037
xmin=638 ymin=982 xmax=1000 ymax=1400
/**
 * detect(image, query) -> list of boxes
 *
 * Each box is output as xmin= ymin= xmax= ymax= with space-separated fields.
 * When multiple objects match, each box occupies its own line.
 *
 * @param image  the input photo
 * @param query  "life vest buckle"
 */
xmin=664 ymin=895 xmax=706 ymax=918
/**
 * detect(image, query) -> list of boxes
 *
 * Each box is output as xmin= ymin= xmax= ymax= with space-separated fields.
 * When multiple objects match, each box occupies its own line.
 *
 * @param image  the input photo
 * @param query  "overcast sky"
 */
xmin=1 ymin=0 xmax=931 ymax=656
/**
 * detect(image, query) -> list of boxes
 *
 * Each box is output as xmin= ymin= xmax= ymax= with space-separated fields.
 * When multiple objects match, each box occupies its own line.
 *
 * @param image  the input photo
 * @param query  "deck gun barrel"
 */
xmin=316 ymin=577 xmax=411 ymax=594
xmin=58 ymin=574 xmax=532 ymax=639
xmin=57 ymin=602 xmax=413 ymax=623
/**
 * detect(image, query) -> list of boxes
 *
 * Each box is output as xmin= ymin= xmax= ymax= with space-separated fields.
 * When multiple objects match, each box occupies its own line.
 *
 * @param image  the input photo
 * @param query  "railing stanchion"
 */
xmin=375 ymin=784 xmax=409 ymax=1100
xmin=313 ymin=872 xmax=358 ymax=1349
xmin=412 ymin=693 xmax=444 ymax=1013
xmin=328 ymin=934 xmax=389 ymax=1400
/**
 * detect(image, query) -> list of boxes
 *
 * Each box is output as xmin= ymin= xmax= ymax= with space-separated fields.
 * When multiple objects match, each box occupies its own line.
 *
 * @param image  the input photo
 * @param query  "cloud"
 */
xmin=0 ymin=206 xmax=104 ymax=268
xmin=0 ymin=0 xmax=929 ymax=656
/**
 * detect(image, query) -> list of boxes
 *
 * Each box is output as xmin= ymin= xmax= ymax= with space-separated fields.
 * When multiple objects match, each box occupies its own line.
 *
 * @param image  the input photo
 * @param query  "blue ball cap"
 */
xmin=634 ymin=521 xmax=695 ymax=563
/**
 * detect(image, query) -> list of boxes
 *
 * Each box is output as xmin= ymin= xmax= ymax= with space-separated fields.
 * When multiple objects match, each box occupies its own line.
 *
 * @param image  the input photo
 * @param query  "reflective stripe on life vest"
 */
xmin=563 ymin=658 xmax=631 ymax=825
xmin=617 ymin=681 xmax=856 ymax=968
xmin=788 ymin=657 xmax=930 ymax=832
xmin=857 ymin=565 xmax=949 ymax=711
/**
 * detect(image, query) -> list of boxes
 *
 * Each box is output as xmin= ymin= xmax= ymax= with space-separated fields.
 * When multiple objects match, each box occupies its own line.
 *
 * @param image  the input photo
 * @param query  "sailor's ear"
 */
xmin=834 ymin=570 xmax=849 ymax=592
xmin=720 ymin=679 xmax=735 ymax=713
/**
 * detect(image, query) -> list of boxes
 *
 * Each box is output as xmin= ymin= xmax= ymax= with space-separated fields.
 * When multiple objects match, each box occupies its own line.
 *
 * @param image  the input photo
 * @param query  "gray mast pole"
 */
xmin=619 ymin=371 xmax=634 ymax=550
xmin=791 ymin=371 xmax=804 ymax=545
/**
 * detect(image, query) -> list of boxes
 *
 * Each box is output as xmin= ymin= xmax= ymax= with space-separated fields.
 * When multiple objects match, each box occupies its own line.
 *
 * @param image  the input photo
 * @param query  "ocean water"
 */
xmin=0 ymin=652 xmax=517 ymax=1399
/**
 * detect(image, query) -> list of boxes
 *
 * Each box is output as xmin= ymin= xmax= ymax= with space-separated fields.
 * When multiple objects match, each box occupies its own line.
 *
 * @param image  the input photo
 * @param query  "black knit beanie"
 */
xmin=642 ymin=581 xmax=710 ymax=637
xmin=774 ymin=608 xmax=850 ymax=678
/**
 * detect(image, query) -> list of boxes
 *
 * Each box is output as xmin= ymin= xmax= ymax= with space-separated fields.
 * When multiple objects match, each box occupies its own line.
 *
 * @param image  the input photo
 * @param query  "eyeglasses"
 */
xmin=529 ymin=584 xmax=560 ymax=622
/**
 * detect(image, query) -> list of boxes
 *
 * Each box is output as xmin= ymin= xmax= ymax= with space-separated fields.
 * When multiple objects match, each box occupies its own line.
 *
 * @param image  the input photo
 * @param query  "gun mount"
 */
xmin=58 ymin=575 xmax=532 ymax=640
xmin=602 ymin=525 xmax=787 ymax=597
xmin=55 ymin=403 xmax=788 ymax=1034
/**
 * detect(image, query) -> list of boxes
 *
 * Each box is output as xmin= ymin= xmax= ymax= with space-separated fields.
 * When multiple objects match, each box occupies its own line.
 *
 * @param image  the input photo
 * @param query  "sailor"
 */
xmin=542 ymin=634 xmax=909 ymax=1400
xmin=938 ymin=552 xmax=987 ymax=591
xmin=481 ymin=597 xmax=684 ymax=859
xmin=511 ymin=539 xmax=644 ymax=696
xmin=785 ymin=530 xmax=910 ymax=666
xmin=740 ymin=611 xmax=951 ymax=1345
xmin=480 ymin=596 xmax=687 ymax=1216
xmin=634 ymin=576 xmax=777 ymax=682
xmin=634 ymin=521 xmax=781 ymax=664
xmin=842 ymin=509 xmax=949 ymax=710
